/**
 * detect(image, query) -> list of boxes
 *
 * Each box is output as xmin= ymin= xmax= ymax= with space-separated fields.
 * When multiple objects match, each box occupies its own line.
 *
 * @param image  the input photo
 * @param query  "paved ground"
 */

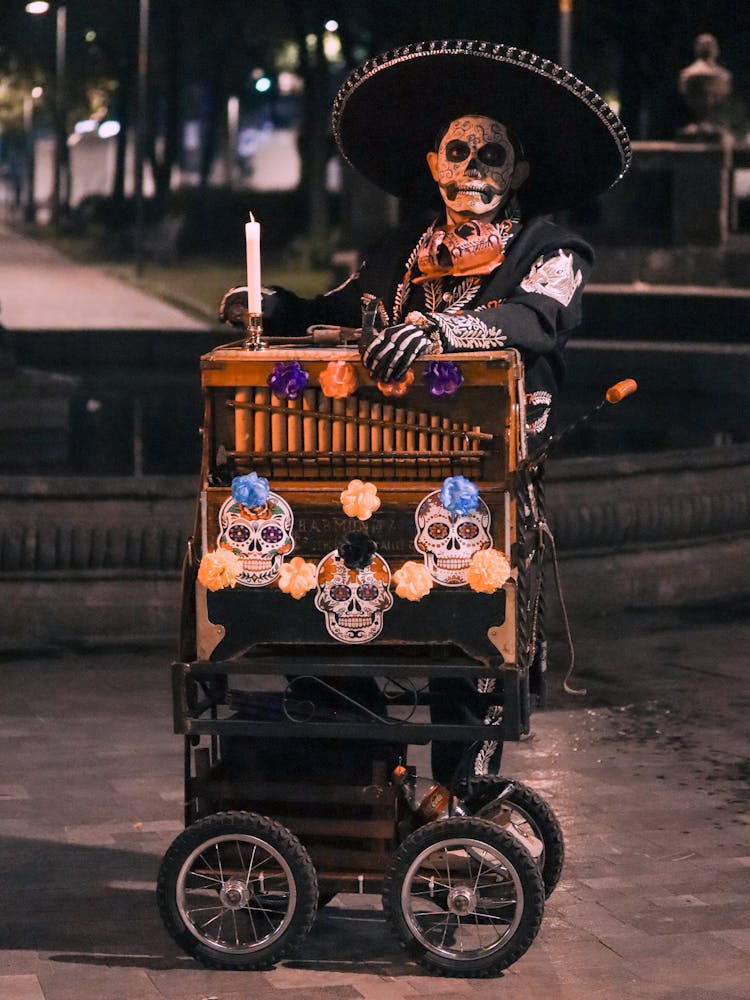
xmin=0 ymin=605 xmax=748 ymax=1000
xmin=0 ymin=222 xmax=209 ymax=330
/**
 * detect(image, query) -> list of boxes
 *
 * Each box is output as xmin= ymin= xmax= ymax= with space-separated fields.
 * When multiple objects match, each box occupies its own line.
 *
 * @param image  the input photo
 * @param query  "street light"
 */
xmin=23 ymin=87 xmax=43 ymax=223
xmin=25 ymin=1 xmax=67 ymax=229
xmin=134 ymin=0 xmax=150 ymax=276
xmin=558 ymin=0 xmax=573 ymax=69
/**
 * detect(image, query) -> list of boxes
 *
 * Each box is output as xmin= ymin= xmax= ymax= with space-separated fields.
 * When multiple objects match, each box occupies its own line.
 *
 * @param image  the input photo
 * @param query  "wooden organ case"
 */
xmin=172 ymin=344 xmax=538 ymax=874
xmin=184 ymin=344 xmax=531 ymax=721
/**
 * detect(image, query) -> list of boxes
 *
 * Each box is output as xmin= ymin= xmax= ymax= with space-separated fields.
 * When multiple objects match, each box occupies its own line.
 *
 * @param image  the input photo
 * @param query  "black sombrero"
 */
xmin=332 ymin=39 xmax=631 ymax=216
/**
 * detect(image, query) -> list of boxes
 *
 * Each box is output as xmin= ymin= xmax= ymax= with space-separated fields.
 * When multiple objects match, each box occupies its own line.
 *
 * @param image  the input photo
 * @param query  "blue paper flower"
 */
xmin=423 ymin=360 xmax=463 ymax=398
xmin=440 ymin=475 xmax=479 ymax=516
xmin=231 ymin=471 xmax=270 ymax=509
xmin=268 ymin=360 xmax=309 ymax=400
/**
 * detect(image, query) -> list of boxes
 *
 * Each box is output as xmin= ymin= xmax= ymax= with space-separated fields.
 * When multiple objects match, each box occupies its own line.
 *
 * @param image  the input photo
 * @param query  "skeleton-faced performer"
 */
xmin=219 ymin=40 xmax=630 ymax=784
xmin=221 ymin=40 xmax=629 ymax=444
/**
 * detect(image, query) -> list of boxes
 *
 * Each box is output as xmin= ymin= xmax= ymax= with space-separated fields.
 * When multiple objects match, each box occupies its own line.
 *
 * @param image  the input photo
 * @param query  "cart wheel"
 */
xmin=382 ymin=817 xmax=544 ymax=978
xmin=157 ymin=811 xmax=318 ymax=970
xmin=471 ymin=778 xmax=565 ymax=896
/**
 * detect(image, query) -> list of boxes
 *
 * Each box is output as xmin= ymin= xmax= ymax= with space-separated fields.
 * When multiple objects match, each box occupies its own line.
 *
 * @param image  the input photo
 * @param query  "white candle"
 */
xmin=245 ymin=212 xmax=262 ymax=314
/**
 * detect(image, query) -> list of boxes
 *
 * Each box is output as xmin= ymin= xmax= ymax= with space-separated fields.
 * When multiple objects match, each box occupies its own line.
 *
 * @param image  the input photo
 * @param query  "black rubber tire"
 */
xmin=157 ymin=811 xmax=318 ymax=969
xmin=382 ymin=817 xmax=545 ymax=978
xmin=467 ymin=777 xmax=565 ymax=897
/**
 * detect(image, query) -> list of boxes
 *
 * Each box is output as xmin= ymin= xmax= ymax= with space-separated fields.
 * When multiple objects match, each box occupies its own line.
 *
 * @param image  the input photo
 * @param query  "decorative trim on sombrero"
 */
xmin=333 ymin=39 xmax=631 ymax=214
xmin=491 ymin=47 xmax=630 ymax=177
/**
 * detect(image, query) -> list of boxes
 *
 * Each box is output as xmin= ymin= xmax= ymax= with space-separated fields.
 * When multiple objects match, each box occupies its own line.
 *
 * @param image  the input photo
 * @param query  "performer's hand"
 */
xmin=218 ymin=286 xmax=248 ymax=327
xmin=360 ymin=322 xmax=434 ymax=382
xmin=219 ymin=285 xmax=279 ymax=328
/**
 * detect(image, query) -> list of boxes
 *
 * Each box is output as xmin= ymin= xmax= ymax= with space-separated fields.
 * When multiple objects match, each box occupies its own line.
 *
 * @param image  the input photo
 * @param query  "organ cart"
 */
xmin=157 ymin=341 xmax=567 ymax=977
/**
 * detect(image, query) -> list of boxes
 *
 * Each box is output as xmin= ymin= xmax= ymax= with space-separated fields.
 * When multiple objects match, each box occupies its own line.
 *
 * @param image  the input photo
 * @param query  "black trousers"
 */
xmin=428 ymin=677 xmax=504 ymax=787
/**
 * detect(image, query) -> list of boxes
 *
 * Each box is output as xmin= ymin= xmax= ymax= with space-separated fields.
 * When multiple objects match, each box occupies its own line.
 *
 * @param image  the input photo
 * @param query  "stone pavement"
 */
xmin=0 ymin=222 xmax=209 ymax=330
xmin=0 ymin=606 xmax=748 ymax=1000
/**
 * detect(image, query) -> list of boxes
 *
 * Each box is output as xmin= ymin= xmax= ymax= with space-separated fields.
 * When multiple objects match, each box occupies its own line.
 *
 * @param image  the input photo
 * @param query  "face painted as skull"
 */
xmin=427 ymin=116 xmax=527 ymax=226
xmin=217 ymin=494 xmax=294 ymax=587
xmin=414 ymin=491 xmax=492 ymax=586
xmin=315 ymin=551 xmax=393 ymax=643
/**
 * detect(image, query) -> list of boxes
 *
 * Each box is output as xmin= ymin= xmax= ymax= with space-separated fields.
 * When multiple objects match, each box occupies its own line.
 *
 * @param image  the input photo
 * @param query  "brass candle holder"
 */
xmin=243 ymin=312 xmax=264 ymax=351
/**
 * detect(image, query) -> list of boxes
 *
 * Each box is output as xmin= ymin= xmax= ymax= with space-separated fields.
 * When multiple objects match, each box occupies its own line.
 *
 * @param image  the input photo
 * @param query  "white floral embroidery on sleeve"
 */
xmin=430 ymin=312 xmax=507 ymax=350
xmin=526 ymin=390 xmax=553 ymax=435
xmin=520 ymin=250 xmax=582 ymax=307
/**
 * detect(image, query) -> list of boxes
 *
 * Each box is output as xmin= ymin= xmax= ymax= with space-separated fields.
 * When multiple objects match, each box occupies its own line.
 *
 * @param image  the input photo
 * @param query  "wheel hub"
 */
xmin=447 ymin=884 xmax=477 ymax=915
xmin=220 ymin=879 xmax=250 ymax=909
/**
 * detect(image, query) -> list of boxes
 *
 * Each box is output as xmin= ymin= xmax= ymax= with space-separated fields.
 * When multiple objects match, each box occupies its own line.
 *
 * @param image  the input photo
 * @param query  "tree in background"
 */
xmin=1 ymin=0 xmax=748 ymax=244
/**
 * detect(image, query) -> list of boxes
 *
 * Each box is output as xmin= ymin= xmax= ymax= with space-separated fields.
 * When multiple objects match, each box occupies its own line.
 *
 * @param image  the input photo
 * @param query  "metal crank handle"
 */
xmin=250 ymin=326 xmax=362 ymax=347
xmin=523 ymin=376 xmax=639 ymax=472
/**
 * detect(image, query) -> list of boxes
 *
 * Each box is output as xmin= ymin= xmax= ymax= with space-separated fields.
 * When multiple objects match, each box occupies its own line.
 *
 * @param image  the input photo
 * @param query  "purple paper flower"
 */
xmin=231 ymin=471 xmax=270 ymax=509
xmin=268 ymin=360 xmax=309 ymax=400
xmin=423 ymin=360 xmax=463 ymax=398
xmin=440 ymin=475 xmax=479 ymax=516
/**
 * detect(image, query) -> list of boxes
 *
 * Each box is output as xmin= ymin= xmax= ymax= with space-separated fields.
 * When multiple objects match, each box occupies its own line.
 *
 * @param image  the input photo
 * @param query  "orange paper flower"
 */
xmin=277 ymin=556 xmax=317 ymax=599
xmin=377 ymin=369 xmax=415 ymax=397
xmin=197 ymin=548 xmax=242 ymax=591
xmin=466 ymin=548 xmax=512 ymax=594
xmin=319 ymin=360 xmax=358 ymax=398
xmin=340 ymin=479 xmax=381 ymax=520
xmin=392 ymin=560 xmax=433 ymax=601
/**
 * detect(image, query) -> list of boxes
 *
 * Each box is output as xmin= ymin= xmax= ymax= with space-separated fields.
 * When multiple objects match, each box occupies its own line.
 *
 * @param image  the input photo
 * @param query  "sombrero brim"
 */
xmin=333 ymin=40 xmax=631 ymax=216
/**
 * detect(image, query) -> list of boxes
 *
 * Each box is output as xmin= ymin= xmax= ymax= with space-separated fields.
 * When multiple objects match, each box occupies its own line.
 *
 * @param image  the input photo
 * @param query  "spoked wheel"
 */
xmin=157 ymin=811 xmax=318 ymax=969
xmin=467 ymin=777 xmax=565 ymax=896
xmin=383 ymin=817 xmax=545 ymax=978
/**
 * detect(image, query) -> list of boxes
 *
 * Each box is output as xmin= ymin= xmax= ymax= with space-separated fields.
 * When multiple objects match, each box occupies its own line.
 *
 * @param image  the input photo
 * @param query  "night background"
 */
xmin=1 ymin=0 xmax=749 ymax=260
xmin=0 ymin=4 xmax=749 ymax=998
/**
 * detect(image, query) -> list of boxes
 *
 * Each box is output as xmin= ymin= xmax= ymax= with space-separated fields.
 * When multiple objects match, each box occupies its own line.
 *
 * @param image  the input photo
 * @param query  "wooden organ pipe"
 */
xmin=229 ymin=385 xmax=494 ymax=479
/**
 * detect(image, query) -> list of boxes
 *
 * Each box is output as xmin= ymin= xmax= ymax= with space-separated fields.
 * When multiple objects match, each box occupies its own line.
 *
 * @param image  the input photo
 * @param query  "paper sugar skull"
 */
xmin=315 ymin=551 xmax=393 ymax=643
xmin=217 ymin=493 xmax=294 ymax=587
xmin=415 ymin=490 xmax=492 ymax=586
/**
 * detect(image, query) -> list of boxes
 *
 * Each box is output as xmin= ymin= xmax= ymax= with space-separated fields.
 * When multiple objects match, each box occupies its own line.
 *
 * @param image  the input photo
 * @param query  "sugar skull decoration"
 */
xmin=217 ymin=473 xmax=294 ymax=587
xmin=315 ymin=534 xmax=393 ymax=643
xmin=414 ymin=484 xmax=492 ymax=586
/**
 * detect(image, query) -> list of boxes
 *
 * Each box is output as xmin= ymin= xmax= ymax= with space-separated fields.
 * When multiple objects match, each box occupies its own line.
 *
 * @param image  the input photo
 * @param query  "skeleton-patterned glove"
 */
xmin=360 ymin=323 xmax=432 ymax=382
xmin=359 ymin=302 xmax=440 ymax=383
